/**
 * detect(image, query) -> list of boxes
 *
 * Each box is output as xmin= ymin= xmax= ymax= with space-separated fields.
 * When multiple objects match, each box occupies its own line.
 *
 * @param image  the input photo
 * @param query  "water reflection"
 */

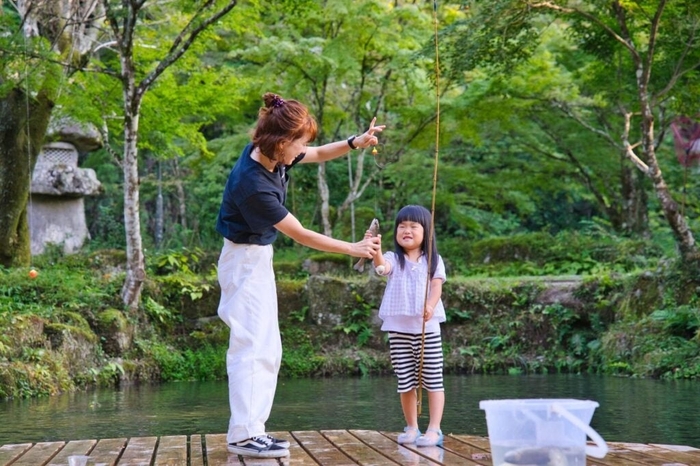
xmin=0 ymin=375 xmax=697 ymax=448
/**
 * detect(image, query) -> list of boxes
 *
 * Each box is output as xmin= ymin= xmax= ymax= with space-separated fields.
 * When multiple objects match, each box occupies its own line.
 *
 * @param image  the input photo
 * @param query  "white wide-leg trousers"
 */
xmin=217 ymin=239 xmax=281 ymax=444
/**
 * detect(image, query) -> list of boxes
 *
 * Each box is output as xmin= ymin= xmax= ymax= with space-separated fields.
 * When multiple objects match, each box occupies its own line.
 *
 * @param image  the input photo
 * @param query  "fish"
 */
xmin=503 ymin=446 xmax=569 ymax=466
xmin=353 ymin=218 xmax=380 ymax=272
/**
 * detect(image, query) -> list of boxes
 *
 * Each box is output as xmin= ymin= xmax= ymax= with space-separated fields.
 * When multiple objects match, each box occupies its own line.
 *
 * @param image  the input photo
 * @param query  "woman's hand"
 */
xmin=363 ymin=229 xmax=377 ymax=240
xmin=355 ymin=117 xmax=385 ymax=149
xmin=352 ymin=235 xmax=381 ymax=258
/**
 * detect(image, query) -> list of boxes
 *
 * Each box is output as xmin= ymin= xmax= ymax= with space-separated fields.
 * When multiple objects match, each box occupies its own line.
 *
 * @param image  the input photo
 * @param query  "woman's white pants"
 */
xmin=217 ymin=240 xmax=281 ymax=444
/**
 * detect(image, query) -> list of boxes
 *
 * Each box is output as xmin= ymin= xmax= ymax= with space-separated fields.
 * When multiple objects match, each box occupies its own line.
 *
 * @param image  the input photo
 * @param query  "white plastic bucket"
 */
xmin=479 ymin=399 xmax=608 ymax=466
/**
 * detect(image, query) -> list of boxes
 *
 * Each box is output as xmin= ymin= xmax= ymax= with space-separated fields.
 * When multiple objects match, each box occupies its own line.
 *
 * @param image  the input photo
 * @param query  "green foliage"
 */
xmin=453 ymin=229 xmax=663 ymax=277
xmin=280 ymin=327 xmax=323 ymax=378
xmin=650 ymin=307 xmax=700 ymax=341
xmin=148 ymin=248 xmax=214 ymax=304
xmin=152 ymin=247 xmax=205 ymax=275
xmin=335 ymin=289 xmax=375 ymax=347
xmin=144 ymin=298 xmax=180 ymax=328
xmin=0 ymin=250 xmax=122 ymax=317
xmin=134 ymin=340 xmax=226 ymax=382
xmin=595 ymin=304 xmax=700 ymax=379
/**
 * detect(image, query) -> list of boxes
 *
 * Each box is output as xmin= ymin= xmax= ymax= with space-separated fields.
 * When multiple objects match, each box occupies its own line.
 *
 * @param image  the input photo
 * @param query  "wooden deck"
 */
xmin=1 ymin=431 xmax=699 ymax=465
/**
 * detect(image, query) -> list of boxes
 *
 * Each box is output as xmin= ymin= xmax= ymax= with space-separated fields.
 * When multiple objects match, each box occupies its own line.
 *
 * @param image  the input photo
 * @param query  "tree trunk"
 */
xmin=155 ymin=161 xmax=164 ymax=248
xmin=619 ymin=163 xmax=650 ymax=237
xmin=120 ymin=88 xmax=146 ymax=309
xmin=1 ymin=0 xmax=102 ymax=268
xmin=318 ymin=163 xmax=332 ymax=236
xmin=0 ymin=88 xmax=54 ymax=267
xmin=173 ymin=158 xmax=187 ymax=230
xmin=638 ymin=101 xmax=696 ymax=259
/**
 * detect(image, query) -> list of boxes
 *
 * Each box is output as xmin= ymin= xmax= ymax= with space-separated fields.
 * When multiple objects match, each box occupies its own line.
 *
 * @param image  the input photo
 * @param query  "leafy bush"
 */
xmin=452 ymin=230 xmax=663 ymax=277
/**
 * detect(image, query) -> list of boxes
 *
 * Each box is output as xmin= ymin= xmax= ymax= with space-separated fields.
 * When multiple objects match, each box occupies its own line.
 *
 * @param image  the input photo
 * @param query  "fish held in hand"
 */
xmin=353 ymin=218 xmax=380 ymax=272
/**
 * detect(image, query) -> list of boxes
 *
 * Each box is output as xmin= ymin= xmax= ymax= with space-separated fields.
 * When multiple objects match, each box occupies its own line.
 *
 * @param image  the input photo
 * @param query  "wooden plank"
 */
xmin=118 ymin=437 xmax=157 ymax=466
xmin=322 ymin=430 xmax=398 ymax=465
xmin=292 ymin=431 xmax=353 ymax=466
xmin=353 ymin=430 xmax=446 ymax=465
xmin=88 ymin=438 xmax=126 ymax=466
xmin=614 ymin=442 xmax=699 ymax=465
xmin=0 ymin=444 xmax=33 ymax=466
xmin=1 ymin=432 xmax=699 ymax=465
xmin=448 ymin=435 xmax=491 ymax=450
xmin=439 ymin=434 xmax=492 ymax=465
xmin=47 ymin=440 xmax=96 ymax=466
xmin=10 ymin=442 xmax=65 ymax=466
xmin=268 ymin=431 xmax=317 ymax=465
xmin=189 ymin=435 xmax=204 ymax=466
xmin=204 ymin=434 xmax=243 ymax=466
xmin=593 ymin=442 xmax=683 ymax=465
xmin=153 ymin=436 xmax=187 ymax=466
xmin=650 ymin=444 xmax=700 ymax=454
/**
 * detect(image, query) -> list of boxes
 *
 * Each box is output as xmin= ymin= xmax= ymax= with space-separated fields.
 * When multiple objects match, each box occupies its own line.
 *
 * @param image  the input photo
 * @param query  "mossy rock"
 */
xmin=277 ymin=279 xmax=307 ymax=319
xmin=0 ymin=359 xmax=73 ymax=398
xmin=470 ymin=232 xmax=554 ymax=264
xmin=148 ymin=275 xmax=220 ymax=321
xmin=274 ymin=259 xmax=306 ymax=278
xmin=618 ymin=272 xmax=663 ymax=318
xmin=95 ymin=308 xmax=133 ymax=356
xmin=87 ymin=249 xmax=126 ymax=272
xmin=0 ymin=314 xmax=47 ymax=358
xmin=304 ymin=275 xmax=382 ymax=329
xmin=303 ymin=253 xmax=353 ymax=276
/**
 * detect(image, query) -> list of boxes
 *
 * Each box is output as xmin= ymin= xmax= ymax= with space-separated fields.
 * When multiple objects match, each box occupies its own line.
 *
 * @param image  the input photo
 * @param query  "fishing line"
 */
xmin=417 ymin=0 xmax=442 ymax=417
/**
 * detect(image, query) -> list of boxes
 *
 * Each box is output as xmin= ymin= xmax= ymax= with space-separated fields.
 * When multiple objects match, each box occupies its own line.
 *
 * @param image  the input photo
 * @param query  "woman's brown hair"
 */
xmin=253 ymin=93 xmax=318 ymax=162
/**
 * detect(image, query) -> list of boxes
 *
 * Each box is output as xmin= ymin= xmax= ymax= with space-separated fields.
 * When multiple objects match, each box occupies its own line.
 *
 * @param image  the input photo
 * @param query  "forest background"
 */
xmin=0 ymin=0 xmax=699 ymax=399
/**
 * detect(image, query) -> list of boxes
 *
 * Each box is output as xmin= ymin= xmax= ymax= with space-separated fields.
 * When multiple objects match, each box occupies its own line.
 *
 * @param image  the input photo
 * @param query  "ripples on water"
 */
xmin=0 ymin=375 xmax=697 ymax=448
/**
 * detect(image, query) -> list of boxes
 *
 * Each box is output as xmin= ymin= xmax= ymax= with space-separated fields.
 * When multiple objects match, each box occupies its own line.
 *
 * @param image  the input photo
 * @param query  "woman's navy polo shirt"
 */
xmin=216 ymin=143 xmax=304 ymax=245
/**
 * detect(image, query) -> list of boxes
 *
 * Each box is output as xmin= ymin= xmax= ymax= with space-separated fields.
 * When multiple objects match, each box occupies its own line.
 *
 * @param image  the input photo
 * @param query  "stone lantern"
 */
xmin=29 ymin=120 xmax=103 ymax=255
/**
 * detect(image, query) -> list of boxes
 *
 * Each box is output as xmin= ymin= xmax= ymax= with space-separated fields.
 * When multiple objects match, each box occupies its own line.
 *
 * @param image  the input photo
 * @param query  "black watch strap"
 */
xmin=347 ymin=135 xmax=358 ymax=150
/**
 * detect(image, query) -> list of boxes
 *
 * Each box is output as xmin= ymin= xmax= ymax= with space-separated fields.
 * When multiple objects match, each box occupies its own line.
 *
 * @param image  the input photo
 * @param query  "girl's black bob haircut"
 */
xmin=392 ymin=205 xmax=439 ymax=277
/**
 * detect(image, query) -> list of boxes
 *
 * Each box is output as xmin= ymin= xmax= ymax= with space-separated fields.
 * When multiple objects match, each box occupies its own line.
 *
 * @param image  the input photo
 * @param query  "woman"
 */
xmin=216 ymin=92 xmax=384 ymax=458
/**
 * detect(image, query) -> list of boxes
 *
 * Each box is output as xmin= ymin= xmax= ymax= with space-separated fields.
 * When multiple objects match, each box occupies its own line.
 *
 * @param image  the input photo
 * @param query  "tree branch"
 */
xmin=641 ymin=0 xmax=668 ymax=89
xmin=136 ymin=1 xmax=238 ymax=97
xmin=654 ymin=18 xmax=700 ymax=101
xmin=528 ymin=1 xmax=641 ymax=62
xmin=550 ymin=100 xmax=619 ymax=148
xmin=622 ymin=111 xmax=649 ymax=172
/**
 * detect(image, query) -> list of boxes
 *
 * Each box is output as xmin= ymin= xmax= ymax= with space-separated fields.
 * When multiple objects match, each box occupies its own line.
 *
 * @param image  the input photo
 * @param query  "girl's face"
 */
xmin=279 ymin=136 xmax=309 ymax=165
xmin=396 ymin=220 xmax=424 ymax=252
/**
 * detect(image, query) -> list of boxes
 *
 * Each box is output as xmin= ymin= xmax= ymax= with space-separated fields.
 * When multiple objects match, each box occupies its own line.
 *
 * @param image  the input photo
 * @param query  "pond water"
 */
xmin=0 ymin=374 xmax=698 ymax=448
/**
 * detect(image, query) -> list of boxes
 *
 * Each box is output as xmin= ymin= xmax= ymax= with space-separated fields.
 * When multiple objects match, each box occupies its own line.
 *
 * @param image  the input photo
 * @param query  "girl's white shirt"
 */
xmin=378 ymin=251 xmax=446 ymax=334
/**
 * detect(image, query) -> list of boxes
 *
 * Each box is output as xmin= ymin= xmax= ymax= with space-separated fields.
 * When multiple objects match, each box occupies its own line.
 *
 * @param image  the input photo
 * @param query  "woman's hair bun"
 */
xmin=263 ymin=92 xmax=285 ymax=109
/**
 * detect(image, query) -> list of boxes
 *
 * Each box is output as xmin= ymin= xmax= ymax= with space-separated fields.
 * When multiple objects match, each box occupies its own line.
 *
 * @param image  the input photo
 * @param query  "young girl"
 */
xmin=369 ymin=205 xmax=446 ymax=447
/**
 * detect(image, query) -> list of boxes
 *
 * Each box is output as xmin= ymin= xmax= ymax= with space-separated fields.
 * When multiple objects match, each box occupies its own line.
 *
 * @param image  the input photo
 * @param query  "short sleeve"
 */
xmin=434 ymin=255 xmax=446 ymax=282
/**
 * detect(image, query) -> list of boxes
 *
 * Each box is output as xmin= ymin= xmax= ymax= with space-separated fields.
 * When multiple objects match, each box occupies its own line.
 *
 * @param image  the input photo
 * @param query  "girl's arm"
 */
xmin=275 ymin=212 xmax=380 ymax=258
xmin=424 ymin=277 xmax=443 ymax=322
xmin=301 ymin=118 xmax=385 ymax=164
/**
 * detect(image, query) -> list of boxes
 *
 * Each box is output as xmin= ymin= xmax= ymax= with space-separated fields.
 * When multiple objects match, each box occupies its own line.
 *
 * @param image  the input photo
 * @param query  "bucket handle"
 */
xmin=550 ymin=402 xmax=608 ymax=458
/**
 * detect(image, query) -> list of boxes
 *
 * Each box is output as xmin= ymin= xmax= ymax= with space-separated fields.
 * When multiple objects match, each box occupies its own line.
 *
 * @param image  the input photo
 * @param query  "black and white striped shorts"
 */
xmin=388 ymin=331 xmax=444 ymax=393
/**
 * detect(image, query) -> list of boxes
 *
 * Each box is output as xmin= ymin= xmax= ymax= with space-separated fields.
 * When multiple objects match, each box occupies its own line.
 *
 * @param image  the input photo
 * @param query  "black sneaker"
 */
xmin=265 ymin=434 xmax=290 ymax=449
xmin=228 ymin=436 xmax=289 ymax=458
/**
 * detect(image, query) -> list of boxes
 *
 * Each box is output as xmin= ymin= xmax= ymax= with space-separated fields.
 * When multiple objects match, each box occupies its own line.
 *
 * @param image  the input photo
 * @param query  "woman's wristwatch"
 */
xmin=347 ymin=135 xmax=358 ymax=150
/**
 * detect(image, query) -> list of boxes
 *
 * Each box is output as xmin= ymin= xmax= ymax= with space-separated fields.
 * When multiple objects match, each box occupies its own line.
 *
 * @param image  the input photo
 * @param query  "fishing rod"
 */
xmin=417 ymin=0 xmax=441 ymax=417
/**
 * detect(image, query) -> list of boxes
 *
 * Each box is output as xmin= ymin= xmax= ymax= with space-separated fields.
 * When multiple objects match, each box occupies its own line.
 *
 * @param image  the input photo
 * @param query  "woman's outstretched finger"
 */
xmin=367 ymin=117 xmax=385 ymax=136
